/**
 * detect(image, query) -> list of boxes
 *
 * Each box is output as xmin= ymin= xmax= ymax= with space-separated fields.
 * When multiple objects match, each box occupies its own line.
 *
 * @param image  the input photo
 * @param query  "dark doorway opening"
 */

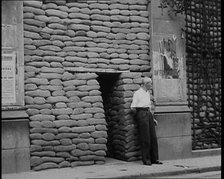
xmin=96 ymin=72 xmax=120 ymax=158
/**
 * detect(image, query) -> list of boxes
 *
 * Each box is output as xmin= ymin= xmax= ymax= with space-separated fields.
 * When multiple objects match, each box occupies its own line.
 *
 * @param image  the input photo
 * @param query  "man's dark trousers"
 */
xmin=136 ymin=109 xmax=159 ymax=164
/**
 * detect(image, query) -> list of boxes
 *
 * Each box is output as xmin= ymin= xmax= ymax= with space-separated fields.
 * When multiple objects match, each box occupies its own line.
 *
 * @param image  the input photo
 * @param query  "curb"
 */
xmin=199 ymin=166 xmax=221 ymax=173
xmin=146 ymin=166 xmax=221 ymax=178
xmin=90 ymin=165 xmax=221 ymax=179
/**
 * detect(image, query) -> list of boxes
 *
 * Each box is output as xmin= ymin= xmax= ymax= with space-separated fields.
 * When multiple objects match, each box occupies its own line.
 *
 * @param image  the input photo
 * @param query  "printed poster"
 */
xmin=156 ymin=36 xmax=182 ymax=79
xmin=1 ymin=53 xmax=16 ymax=104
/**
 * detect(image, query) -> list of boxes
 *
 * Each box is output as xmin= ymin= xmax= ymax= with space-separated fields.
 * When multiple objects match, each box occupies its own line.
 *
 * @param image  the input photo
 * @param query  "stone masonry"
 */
xmin=185 ymin=0 xmax=221 ymax=150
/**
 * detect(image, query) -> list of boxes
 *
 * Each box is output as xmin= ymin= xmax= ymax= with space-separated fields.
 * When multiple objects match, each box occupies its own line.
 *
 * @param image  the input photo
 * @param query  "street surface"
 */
xmin=154 ymin=171 xmax=221 ymax=178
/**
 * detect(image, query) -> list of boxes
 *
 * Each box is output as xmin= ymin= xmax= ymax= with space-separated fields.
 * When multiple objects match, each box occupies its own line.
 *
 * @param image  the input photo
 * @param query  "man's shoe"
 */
xmin=153 ymin=160 xmax=163 ymax=164
xmin=143 ymin=161 xmax=152 ymax=166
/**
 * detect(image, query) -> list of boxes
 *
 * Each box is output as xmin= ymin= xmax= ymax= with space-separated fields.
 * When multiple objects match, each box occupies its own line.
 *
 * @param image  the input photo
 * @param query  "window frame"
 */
xmin=1 ymin=1 xmax=25 ymax=108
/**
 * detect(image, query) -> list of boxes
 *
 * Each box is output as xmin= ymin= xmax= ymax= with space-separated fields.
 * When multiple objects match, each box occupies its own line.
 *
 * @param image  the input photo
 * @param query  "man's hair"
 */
xmin=142 ymin=77 xmax=152 ymax=84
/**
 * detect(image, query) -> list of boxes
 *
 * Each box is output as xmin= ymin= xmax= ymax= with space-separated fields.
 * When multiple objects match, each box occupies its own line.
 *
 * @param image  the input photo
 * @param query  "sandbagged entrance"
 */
xmin=27 ymin=70 xmax=144 ymax=170
xmin=97 ymin=72 xmax=143 ymax=161
xmin=21 ymin=0 xmax=152 ymax=171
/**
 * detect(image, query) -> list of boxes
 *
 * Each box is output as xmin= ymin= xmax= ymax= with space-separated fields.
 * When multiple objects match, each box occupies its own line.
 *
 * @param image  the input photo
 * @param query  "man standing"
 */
xmin=131 ymin=77 xmax=162 ymax=165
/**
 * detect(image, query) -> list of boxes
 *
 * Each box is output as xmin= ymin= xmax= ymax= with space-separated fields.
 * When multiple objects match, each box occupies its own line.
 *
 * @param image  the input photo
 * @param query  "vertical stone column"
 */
xmin=2 ymin=1 xmax=30 ymax=174
xmin=150 ymin=0 xmax=192 ymax=160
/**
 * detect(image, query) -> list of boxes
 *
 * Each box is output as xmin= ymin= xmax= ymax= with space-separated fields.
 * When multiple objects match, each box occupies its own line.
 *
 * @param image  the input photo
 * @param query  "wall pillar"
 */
xmin=150 ymin=0 xmax=192 ymax=160
xmin=2 ymin=110 xmax=30 ymax=173
xmin=2 ymin=1 xmax=29 ymax=173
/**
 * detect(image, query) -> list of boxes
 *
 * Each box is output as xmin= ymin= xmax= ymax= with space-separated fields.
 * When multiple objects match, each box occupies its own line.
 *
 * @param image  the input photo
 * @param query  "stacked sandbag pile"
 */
xmin=23 ymin=0 xmax=152 ymax=170
xmin=84 ymin=0 xmax=150 ymax=71
xmin=106 ymin=72 xmax=143 ymax=161
xmin=187 ymin=77 xmax=221 ymax=149
xmin=25 ymin=70 xmax=107 ymax=170
xmin=23 ymin=0 xmax=151 ymax=73
xmin=186 ymin=0 xmax=221 ymax=149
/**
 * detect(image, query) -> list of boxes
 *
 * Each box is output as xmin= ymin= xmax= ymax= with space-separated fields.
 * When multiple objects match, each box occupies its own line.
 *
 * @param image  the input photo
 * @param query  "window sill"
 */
xmin=2 ymin=106 xmax=28 ymax=120
xmin=2 ymin=105 xmax=26 ymax=111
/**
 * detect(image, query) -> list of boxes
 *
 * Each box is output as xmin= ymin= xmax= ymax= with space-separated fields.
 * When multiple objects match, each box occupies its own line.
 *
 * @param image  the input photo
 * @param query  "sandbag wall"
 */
xmin=106 ymin=72 xmax=143 ymax=161
xmin=25 ymin=72 xmax=108 ymax=171
xmin=23 ymin=0 xmax=152 ymax=170
xmin=185 ymin=0 xmax=221 ymax=150
xmin=23 ymin=0 xmax=150 ymax=72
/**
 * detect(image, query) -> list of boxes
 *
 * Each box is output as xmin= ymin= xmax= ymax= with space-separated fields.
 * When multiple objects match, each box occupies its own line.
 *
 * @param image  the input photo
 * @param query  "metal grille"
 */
xmin=185 ymin=0 xmax=221 ymax=150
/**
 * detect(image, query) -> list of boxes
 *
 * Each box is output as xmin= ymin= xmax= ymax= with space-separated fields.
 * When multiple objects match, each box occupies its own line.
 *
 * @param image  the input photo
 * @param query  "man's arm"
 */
xmin=154 ymin=118 xmax=158 ymax=126
xmin=131 ymin=107 xmax=137 ymax=115
xmin=151 ymin=106 xmax=158 ymax=126
xmin=131 ymin=92 xmax=138 ymax=115
xmin=150 ymin=95 xmax=158 ymax=125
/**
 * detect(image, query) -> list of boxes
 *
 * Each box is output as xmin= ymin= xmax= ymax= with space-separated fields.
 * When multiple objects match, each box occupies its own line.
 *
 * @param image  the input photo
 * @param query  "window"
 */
xmin=1 ymin=1 xmax=24 ymax=107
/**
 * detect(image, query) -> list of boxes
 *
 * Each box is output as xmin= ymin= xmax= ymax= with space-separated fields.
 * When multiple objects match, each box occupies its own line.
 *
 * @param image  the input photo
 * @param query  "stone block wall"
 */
xmin=2 ymin=120 xmax=30 ymax=173
xmin=23 ymin=0 xmax=151 ymax=171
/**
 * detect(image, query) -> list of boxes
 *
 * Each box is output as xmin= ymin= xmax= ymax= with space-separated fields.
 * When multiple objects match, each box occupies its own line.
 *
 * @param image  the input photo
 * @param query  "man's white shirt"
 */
xmin=131 ymin=87 xmax=151 ymax=109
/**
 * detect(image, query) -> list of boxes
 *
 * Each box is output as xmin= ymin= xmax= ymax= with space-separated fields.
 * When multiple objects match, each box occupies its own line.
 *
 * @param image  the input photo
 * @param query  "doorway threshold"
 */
xmin=105 ymin=157 xmax=142 ymax=166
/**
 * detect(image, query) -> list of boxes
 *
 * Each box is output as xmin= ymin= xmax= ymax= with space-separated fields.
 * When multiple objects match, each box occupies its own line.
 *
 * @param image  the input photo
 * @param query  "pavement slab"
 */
xmin=2 ymin=155 xmax=221 ymax=179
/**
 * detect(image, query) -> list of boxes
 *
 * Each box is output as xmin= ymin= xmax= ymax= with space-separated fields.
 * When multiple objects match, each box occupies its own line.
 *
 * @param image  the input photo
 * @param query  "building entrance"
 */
xmin=97 ymin=73 xmax=121 ymax=158
xmin=96 ymin=72 xmax=142 ymax=161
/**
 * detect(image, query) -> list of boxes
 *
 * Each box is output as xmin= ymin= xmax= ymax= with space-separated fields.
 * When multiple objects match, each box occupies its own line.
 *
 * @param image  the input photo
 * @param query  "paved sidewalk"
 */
xmin=2 ymin=155 xmax=221 ymax=179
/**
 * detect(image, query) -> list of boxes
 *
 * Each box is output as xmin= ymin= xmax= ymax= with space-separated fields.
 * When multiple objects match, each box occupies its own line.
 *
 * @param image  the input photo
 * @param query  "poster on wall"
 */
xmin=1 ymin=53 xmax=16 ymax=104
xmin=153 ymin=34 xmax=185 ymax=102
xmin=154 ymin=35 xmax=183 ymax=79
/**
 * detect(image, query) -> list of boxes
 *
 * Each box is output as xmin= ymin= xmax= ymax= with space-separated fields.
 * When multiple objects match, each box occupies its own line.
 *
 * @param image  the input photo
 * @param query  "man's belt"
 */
xmin=136 ymin=107 xmax=150 ymax=111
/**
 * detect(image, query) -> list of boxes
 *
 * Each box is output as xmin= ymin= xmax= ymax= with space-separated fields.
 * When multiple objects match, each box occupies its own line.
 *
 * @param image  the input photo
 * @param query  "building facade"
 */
xmin=2 ymin=0 xmax=221 ymax=174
